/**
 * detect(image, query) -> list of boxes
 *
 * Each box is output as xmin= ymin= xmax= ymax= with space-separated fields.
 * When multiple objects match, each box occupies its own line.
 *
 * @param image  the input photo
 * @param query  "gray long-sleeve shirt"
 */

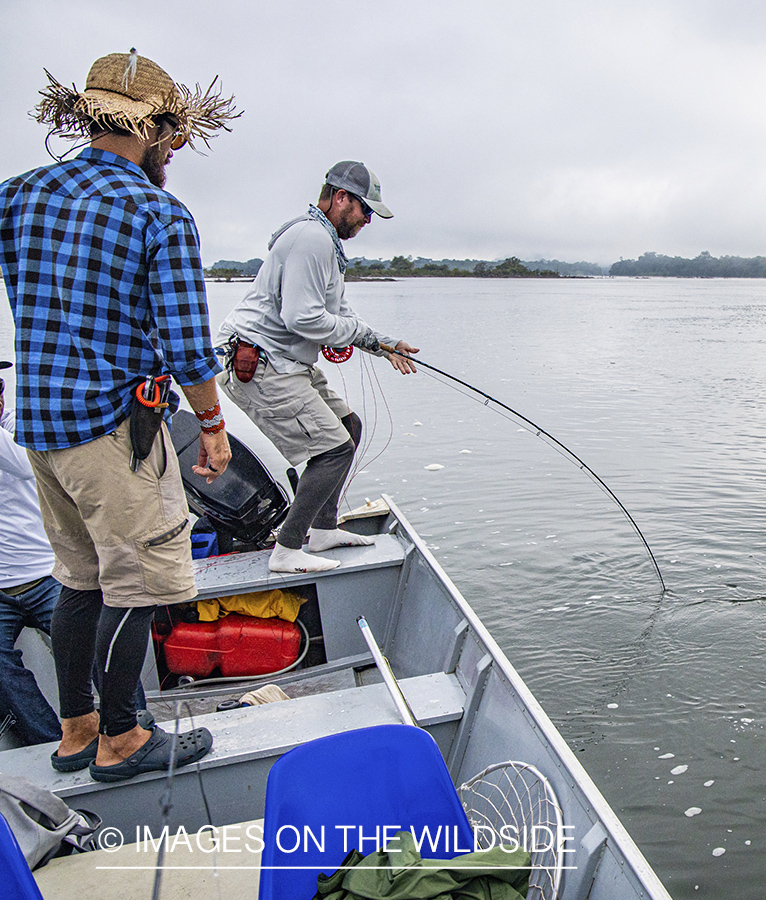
xmin=215 ymin=214 xmax=395 ymax=374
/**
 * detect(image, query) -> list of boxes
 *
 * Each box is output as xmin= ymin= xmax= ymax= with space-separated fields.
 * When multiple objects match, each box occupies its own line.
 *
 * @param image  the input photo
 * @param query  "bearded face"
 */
xmin=334 ymin=195 xmax=369 ymax=240
xmin=140 ymin=138 xmax=169 ymax=188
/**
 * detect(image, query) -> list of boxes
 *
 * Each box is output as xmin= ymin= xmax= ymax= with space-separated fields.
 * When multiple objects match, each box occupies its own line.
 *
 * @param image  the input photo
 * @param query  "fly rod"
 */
xmin=380 ymin=343 xmax=666 ymax=593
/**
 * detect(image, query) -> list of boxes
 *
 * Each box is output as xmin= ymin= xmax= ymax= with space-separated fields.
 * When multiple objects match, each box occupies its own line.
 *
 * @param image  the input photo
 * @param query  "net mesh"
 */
xmin=458 ymin=761 xmax=564 ymax=900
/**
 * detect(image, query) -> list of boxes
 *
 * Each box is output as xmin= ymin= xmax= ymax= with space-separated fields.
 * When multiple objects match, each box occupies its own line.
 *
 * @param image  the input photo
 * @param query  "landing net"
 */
xmin=459 ymin=761 xmax=564 ymax=900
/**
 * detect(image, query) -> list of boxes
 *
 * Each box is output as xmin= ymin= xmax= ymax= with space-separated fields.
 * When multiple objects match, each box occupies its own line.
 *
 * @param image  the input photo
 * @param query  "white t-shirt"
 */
xmin=0 ymin=408 xmax=55 ymax=588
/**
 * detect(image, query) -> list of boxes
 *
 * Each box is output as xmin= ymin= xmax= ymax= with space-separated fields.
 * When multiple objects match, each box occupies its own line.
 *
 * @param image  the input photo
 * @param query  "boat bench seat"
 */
xmin=0 ymin=671 xmax=466 ymax=835
xmin=191 ymin=532 xmax=406 ymax=599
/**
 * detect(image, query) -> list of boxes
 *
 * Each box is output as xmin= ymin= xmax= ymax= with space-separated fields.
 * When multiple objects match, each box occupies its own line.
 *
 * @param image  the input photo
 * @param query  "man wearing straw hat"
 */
xmin=0 ymin=50 xmax=239 ymax=781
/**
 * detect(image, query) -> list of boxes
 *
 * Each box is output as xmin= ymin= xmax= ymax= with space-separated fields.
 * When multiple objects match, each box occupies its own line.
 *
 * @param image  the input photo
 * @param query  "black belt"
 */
xmin=2 ymin=577 xmax=47 ymax=597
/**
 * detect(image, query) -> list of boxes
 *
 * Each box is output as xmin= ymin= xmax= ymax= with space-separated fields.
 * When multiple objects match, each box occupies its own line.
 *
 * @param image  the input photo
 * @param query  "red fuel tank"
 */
xmin=162 ymin=614 xmax=301 ymax=678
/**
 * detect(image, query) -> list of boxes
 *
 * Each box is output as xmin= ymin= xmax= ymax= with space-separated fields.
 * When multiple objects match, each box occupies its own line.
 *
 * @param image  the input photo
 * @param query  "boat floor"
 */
xmin=145 ymin=655 xmax=386 ymax=721
xmin=34 ymin=818 xmax=264 ymax=899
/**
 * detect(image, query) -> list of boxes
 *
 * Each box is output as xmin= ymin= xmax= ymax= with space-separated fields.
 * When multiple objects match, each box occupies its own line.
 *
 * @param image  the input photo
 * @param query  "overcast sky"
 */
xmin=4 ymin=0 xmax=766 ymax=266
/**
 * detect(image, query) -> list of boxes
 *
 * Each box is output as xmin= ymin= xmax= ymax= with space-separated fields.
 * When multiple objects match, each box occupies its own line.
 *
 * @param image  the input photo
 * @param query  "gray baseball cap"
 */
xmin=325 ymin=161 xmax=393 ymax=218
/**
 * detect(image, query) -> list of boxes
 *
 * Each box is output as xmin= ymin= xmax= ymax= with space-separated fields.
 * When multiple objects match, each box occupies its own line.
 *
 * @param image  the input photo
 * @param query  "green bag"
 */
xmin=314 ymin=829 xmax=530 ymax=900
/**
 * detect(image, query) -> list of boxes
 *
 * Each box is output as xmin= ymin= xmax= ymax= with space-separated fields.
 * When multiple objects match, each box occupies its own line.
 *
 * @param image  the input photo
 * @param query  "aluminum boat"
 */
xmin=1 ymin=495 xmax=672 ymax=899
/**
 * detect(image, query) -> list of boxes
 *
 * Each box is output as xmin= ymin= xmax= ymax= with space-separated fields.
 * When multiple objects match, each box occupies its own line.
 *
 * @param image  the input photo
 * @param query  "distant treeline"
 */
xmin=609 ymin=251 xmax=766 ymax=277
xmin=204 ymin=257 xmax=263 ymax=279
xmin=347 ymin=256 xmax=604 ymax=276
xmin=205 ymin=251 xmax=766 ymax=281
xmin=348 ymin=256 xmax=562 ymax=278
xmin=205 ymin=255 xmax=602 ymax=279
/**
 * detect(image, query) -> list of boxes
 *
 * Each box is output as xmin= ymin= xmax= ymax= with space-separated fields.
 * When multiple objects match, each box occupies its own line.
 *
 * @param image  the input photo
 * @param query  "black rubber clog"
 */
xmin=49 ymin=710 xmax=156 ymax=773
xmin=51 ymin=736 xmax=99 ymax=773
xmin=89 ymin=725 xmax=213 ymax=783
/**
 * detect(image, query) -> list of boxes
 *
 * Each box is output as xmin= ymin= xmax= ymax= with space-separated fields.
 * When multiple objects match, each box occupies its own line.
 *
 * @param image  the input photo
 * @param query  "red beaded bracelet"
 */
xmin=194 ymin=402 xmax=225 ymax=435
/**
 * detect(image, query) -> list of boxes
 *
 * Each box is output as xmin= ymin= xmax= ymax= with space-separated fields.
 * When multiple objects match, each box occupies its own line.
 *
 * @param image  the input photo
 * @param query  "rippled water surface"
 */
xmin=4 ymin=276 xmax=766 ymax=898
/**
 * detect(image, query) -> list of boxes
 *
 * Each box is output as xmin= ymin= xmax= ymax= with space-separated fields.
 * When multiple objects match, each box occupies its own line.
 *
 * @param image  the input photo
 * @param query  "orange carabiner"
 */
xmin=135 ymin=375 xmax=170 ymax=407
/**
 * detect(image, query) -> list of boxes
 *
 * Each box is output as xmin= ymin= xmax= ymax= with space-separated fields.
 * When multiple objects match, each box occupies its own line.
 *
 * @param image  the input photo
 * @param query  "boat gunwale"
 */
xmin=382 ymin=493 xmax=672 ymax=900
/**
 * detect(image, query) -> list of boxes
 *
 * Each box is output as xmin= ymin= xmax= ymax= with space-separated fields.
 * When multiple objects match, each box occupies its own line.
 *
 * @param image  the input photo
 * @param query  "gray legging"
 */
xmin=277 ymin=412 xmax=361 ymax=549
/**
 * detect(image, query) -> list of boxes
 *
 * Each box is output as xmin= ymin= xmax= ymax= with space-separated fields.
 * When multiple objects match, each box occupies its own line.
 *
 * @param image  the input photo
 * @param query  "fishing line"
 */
xmin=382 ymin=345 xmax=666 ymax=593
xmin=345 ymin=352 xmax=378 ymax=465
xmin=329 ymin=350 xmax=394 ymax=512
xmin=151 ymin=700 xmax=221 ymax=900
xmin=351 ymin=351 xmax=394 ymax=475
xmin=330 ymin=354 xmax=371 ymax=510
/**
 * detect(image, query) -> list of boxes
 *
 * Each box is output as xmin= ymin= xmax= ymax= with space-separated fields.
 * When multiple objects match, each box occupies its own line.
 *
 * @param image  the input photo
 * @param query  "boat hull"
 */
xmin=1 ymin=496 xmax=672 ymax=899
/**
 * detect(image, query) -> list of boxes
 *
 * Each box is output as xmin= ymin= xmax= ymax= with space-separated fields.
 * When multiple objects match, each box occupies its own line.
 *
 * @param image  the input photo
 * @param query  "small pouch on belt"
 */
xmin=233 ymin=342 xmax=260 ymax=383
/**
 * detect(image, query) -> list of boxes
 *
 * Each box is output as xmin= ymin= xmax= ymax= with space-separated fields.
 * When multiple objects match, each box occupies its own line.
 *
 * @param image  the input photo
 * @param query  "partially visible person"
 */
xmin=0 ymin=50 xmax=238 ymax=780
xmin=0 ymin=360 xmax=149 ymax=747
xmin=216 ymin=161 xmax=418 ymax=574
xmin=0 ymin=360 xmax=62 ymax=746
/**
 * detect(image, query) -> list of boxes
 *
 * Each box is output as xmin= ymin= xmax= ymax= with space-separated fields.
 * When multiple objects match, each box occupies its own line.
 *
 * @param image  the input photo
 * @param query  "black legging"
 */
xmin=277 ymin=412 xmax=362 ymax=549
xmin=51 ymin=587 xmax=157 ymax=736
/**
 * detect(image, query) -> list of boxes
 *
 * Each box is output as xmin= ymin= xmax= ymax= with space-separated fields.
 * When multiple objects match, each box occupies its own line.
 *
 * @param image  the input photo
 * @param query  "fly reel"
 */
xmin=321 ymin=345 xmax=354 ymax=363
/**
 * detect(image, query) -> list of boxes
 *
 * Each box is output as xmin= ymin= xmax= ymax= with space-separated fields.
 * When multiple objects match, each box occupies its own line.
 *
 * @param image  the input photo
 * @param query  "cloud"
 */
xmin=3 ymin=0 xmax=766 ymax=265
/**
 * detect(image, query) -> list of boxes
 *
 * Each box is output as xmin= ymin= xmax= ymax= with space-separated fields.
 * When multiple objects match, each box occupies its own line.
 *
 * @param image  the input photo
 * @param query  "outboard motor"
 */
xmin=170 ymin=409 xmax=290 ymax=549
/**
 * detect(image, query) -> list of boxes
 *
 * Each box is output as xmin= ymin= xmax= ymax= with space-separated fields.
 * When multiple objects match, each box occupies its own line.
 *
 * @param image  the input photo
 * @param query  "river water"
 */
xmin=3 ymin=276 xmax=766 ymax=899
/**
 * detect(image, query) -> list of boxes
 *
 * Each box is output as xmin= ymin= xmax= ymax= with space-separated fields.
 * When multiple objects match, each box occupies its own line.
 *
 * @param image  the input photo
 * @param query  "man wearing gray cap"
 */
xmin=217 ymin=161 xmax=418 ymax=573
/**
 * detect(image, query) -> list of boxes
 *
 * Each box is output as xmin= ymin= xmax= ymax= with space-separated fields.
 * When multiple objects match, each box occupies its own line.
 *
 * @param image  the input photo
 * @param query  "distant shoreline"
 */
xmin=206 ymin=251 xmax=766 ymax=280
xmin=204 ymin=276 xmax=254 ymax=282
xmin=203 ymin=272 xmax=766 ymax=283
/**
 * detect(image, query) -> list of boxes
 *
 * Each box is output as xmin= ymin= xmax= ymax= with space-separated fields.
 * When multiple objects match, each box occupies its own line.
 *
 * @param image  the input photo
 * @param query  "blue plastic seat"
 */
xmin=0 ymin=811 xmax=45 ymax=900
xmin=258 ymin=724 xmax=474 ymax=900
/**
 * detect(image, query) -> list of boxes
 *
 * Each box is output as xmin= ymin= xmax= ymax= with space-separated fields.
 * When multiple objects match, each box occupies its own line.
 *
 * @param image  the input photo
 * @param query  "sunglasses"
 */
xmin=158 ymin=116 xmax=187 ymax=151
xmin=348 ymin=192 xmax=374 ymax=218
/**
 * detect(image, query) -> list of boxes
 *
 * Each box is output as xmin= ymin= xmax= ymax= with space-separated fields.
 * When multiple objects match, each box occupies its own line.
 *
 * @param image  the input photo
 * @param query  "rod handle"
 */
xmin=357 ymin=616 xmax=418 ymax=727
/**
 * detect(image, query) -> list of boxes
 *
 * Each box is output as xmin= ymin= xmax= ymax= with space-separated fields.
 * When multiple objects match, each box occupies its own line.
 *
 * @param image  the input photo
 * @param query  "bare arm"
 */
xmin=180 ymin=379 xmax=232 ymax=482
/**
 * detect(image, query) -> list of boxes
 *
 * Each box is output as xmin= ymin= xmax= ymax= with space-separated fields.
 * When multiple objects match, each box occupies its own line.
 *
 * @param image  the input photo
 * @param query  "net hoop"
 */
xmin=459 ymin=760 xmax=565 ymax=900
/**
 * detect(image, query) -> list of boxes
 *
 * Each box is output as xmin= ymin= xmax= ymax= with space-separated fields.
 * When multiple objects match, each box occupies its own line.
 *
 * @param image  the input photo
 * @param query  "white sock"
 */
xmin=268 ymin=544 xmax=340 ymax=573
xmin=308 ymin=528 xmax=375 ymax=552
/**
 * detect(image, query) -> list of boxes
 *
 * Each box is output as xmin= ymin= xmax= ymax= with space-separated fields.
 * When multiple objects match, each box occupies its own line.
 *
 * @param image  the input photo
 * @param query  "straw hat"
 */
xmin=34 ymin=49 xmax=240 ymax=150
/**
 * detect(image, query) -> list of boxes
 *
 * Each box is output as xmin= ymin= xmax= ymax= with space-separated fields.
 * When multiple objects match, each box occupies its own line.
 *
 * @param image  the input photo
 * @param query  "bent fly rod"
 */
xmin=379 ymin=343 xmax=666 ymax=593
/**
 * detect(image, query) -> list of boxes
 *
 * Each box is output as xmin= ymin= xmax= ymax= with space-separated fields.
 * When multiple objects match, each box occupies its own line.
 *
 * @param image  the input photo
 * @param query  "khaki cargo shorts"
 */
xmin=217 ymin=359 xmax=352 ymax=466
xmin=27 ymin=419 xmax=196 ymax=608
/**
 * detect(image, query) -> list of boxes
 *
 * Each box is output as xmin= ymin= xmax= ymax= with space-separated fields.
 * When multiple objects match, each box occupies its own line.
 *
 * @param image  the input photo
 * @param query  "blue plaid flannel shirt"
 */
xmin=0 ymin=148 xmax=221 ymax=450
